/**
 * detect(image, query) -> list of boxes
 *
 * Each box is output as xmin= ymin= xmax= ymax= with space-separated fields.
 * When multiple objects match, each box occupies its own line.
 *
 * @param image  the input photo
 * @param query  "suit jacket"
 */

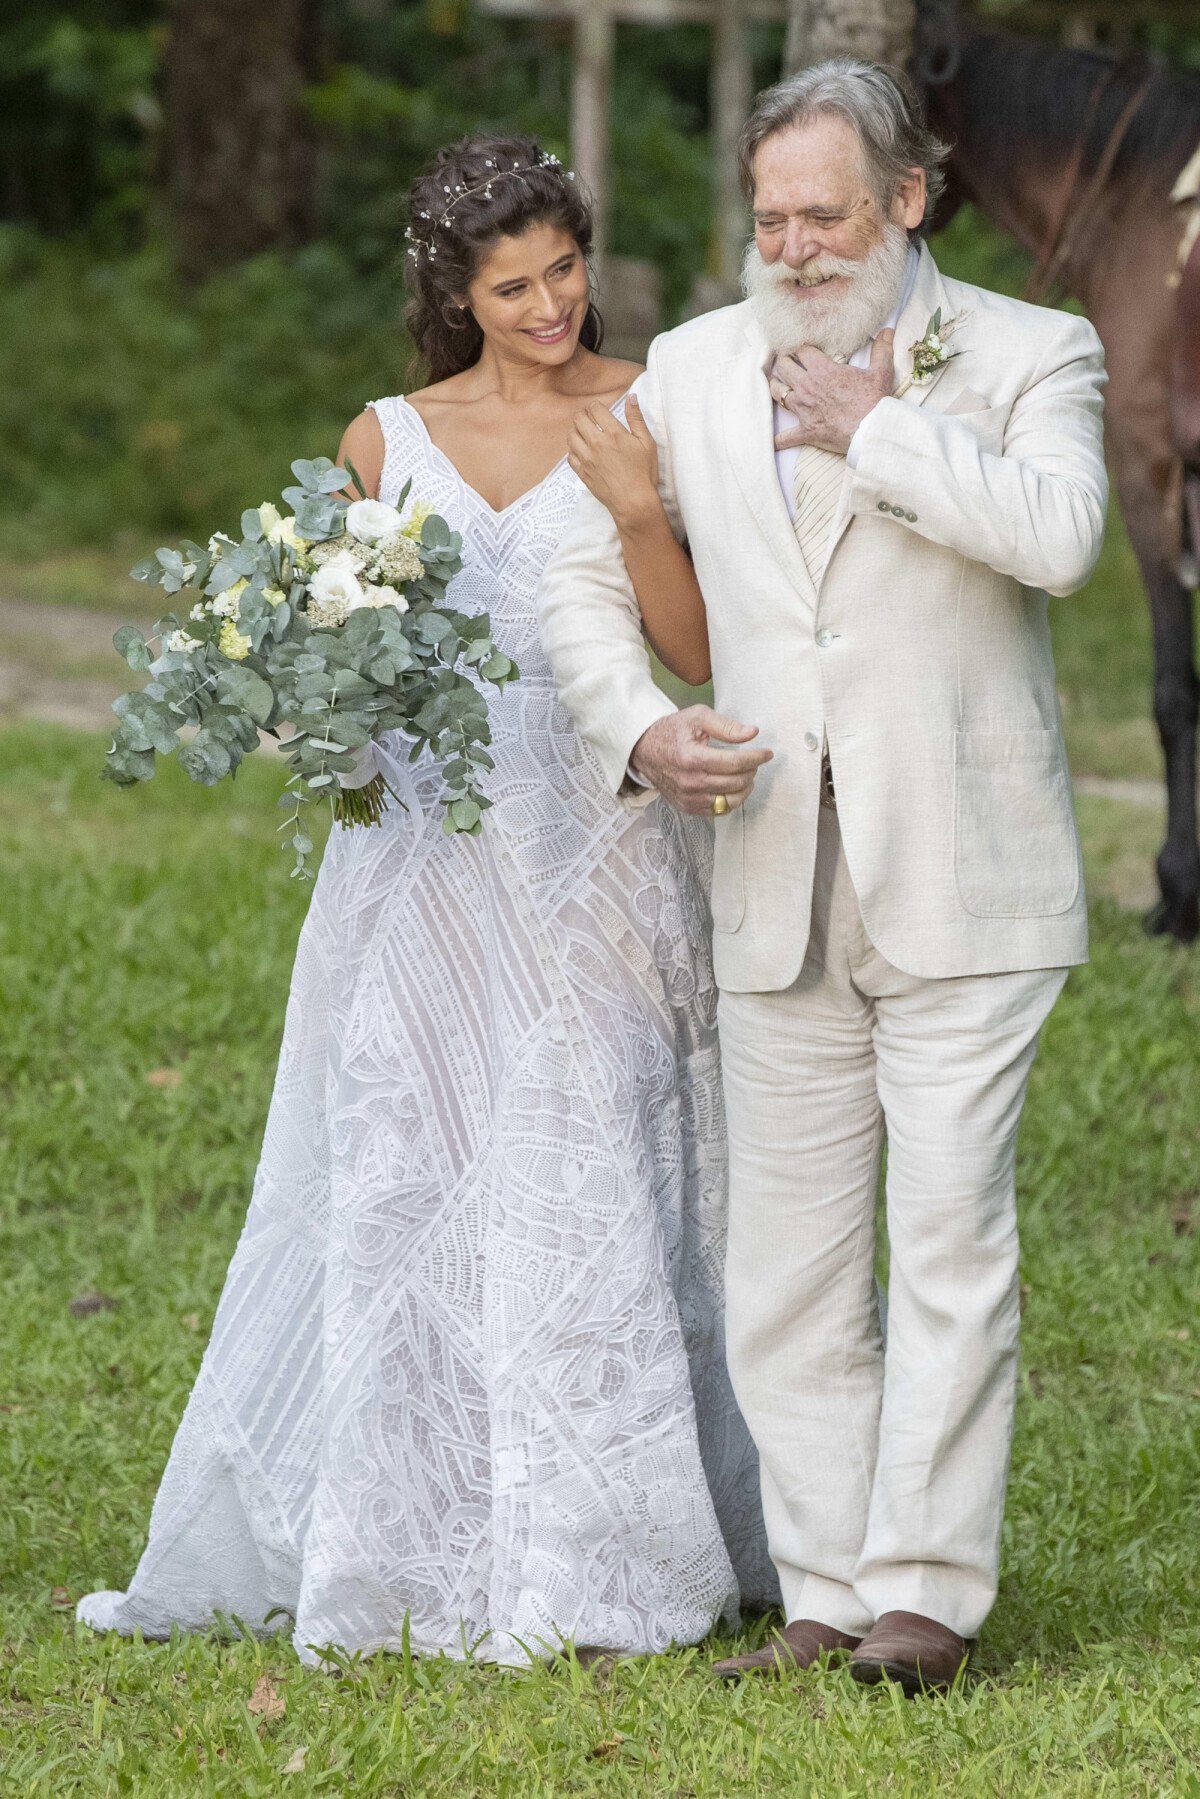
xmin=536 ymin=244 xmax=1108 ymax=991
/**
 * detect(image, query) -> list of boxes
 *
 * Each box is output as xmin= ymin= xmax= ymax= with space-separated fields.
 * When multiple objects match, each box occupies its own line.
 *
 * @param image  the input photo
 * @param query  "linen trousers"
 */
xmin=719 ymin=806 xmax=1067 ymax=1639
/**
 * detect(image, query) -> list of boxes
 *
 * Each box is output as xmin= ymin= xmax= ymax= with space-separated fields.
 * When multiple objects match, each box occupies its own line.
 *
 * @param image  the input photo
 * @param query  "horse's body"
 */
xmin=918 ymin=21 xmax=1200 ymax=941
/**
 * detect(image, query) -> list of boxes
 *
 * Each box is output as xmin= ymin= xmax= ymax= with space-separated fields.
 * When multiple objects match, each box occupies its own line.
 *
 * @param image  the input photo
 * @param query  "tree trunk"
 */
xmin=165 ymin=0 xmax=317 ymax=282
xmin=572 ymin=4 xmax=615 ymax=281
xmin=712 ymin=0 xmax=752 ymax=288
xmin=783 ymin=0 xmax=916 ymax=75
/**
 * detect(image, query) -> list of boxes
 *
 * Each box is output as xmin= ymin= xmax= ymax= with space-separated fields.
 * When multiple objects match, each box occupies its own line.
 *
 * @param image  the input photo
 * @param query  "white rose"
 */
xmin=308 ymin=554 xmax=365 ymax=615
xmin=346 ymin=498 xmax=405 ymax=545
xmin=258 ymin=501 xmax=282 ymax=535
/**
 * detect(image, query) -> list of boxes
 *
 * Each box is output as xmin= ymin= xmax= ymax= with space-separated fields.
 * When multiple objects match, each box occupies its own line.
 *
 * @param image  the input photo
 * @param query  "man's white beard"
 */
xmin=741 ymin=223 xmax=911 ymax=360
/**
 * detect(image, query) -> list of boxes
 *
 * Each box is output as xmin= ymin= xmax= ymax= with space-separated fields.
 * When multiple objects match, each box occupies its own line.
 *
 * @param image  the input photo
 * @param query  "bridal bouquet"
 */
xmin=104 ymin=457 xmax=516 ymax=877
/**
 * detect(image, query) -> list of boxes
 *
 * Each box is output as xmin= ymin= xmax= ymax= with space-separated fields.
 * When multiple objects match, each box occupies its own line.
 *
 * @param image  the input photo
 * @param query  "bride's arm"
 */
xmin=335 ymin=409 xmax=385 ymax=500
xmin=567 ymin=396 xmax=711 ymax=688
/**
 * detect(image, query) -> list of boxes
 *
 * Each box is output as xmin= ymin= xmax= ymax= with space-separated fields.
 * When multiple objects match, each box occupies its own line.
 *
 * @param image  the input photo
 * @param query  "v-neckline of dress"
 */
xmin=399 ymin=394 xmax=625 ymax=519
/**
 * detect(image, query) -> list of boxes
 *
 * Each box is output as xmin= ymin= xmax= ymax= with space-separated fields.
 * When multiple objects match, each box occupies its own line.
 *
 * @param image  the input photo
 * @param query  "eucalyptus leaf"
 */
xmin=449 ymin=798 xmax=482 ymax=832
xmin=342 ymin=455 xmax=368 ymax=500
xmin=112 ymin=690 xmax=181 ymax=756
xmin=178 ymin=727 xmax=233 ymax=786
xmin=416 ymin=612 xmax=454 ymax=646
xmin=102 ymin=743 xmax=157 ymax=785
xmin=214 ymin=665 xmax=274 ymax=725
xmin=113 ymin=625 xmax=153 ymax=672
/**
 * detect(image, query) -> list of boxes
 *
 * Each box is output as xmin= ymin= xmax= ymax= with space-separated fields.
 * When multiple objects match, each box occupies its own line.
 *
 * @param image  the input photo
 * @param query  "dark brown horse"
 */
xmin=914 ymin=5 xmax=1200 ymax=942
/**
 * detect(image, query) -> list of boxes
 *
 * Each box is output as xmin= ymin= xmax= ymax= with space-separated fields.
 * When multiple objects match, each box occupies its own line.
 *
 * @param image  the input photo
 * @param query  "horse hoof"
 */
xmin=1144 ymin=895 xmax=1200 ymax=943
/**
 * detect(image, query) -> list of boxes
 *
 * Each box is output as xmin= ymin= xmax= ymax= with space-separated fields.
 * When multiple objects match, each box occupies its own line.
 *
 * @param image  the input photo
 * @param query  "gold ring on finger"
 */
xmin=712 ymin=794 xmax=729 ymax=818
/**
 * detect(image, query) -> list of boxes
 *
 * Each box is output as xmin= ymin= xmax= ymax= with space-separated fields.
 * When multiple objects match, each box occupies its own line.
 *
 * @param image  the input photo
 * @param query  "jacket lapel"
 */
xmin=720 ymin=310 xmax=818 ymax=607
xmin=822 ymin=243 xmax=965 ymax=577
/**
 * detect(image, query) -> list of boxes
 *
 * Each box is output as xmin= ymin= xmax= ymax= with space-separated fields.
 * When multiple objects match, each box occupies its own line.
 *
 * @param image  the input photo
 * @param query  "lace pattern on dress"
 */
xmin=77 ymin=392 xmax=775 ymax=1665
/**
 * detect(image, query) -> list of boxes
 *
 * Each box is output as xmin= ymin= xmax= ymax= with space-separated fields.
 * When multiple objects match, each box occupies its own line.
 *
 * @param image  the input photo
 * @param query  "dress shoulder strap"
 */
xmin=364 ymin=396 xmax=413 ymax=508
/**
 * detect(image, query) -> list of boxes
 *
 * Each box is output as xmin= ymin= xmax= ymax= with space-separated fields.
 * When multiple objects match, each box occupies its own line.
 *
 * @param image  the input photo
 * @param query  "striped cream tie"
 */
xmin=791 ymin=444 xmax=847 ymax=585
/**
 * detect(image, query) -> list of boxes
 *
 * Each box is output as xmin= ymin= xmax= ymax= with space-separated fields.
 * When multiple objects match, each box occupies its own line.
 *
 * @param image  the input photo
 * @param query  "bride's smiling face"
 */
xmin=460 ymin=223 xmax=591 ymax=366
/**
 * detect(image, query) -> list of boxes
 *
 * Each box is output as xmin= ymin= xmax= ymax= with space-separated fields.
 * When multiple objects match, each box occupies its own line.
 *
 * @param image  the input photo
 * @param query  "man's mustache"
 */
xmin=765 ymin=256 xmax=861 ymax=289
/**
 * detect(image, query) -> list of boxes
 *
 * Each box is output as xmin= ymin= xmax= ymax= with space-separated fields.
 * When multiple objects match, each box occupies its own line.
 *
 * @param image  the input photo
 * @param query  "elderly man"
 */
xmin=537 ymin=60 xmax=1107 ymax=1692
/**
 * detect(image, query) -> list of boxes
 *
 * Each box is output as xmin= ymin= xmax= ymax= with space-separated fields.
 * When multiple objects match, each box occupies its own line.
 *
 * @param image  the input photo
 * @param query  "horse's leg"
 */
xmin=1129 ymin=513 xmax=1200 ymax=941
xmin=1147 ymin=576 xmax=1199 ymax=941
xmin=1103 ymin=331 xmax=1200 ymax=943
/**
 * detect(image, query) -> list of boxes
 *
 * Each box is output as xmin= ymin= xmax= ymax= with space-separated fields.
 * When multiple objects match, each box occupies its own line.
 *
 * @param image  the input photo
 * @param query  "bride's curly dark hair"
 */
xmin=403 ymin=133 xmax=604 ymax=384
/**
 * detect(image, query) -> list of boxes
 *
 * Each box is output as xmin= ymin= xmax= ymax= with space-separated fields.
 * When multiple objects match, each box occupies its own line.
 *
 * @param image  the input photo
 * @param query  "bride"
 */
xmin=78 ymin=133 xmax=773 ymax=1667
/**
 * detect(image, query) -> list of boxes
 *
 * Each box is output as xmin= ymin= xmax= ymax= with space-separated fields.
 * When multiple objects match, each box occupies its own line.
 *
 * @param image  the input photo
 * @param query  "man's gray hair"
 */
xmin=738 ymin=58 xmax=949 ymax=231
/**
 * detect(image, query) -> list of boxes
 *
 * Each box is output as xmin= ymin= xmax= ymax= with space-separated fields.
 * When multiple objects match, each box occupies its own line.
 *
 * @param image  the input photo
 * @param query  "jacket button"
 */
xmin=804 ymin=731 xmax=819 ymax=751
xmin=816 ymin=629 xmax=837 ymax=649
xmin=891 ymin=505 xmax=906 ymax=518
xmin=877 ymin=500 xmax=890 ymax=512
xmin=905 ymin=510 xmax=918 ymax=522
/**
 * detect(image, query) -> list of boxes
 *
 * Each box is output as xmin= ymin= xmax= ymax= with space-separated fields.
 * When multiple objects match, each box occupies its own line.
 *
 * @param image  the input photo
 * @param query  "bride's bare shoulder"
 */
xmin=578 ymin=353 xmax=644 ymax=403
xmin=336 ymin=407 xmax=386 ymax=499
xmin=405 ymin=370 xmax=475 ymax=422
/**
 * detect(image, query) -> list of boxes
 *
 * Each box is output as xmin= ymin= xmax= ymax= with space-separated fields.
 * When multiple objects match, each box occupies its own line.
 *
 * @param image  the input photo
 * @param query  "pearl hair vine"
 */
xmin=404 ymin=151 xmax=576 ymax=261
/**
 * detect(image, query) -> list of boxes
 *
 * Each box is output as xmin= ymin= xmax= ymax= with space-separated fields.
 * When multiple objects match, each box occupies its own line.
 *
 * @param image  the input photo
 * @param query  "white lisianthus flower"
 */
xmin=307 ymin=552 xmax=364 ymax=628
xmin=165 ymin=629 xmax=202 ymax=653
xmin=346 ymin=498 xmax=405 ymax=545
xmin=258 ymin=501 xmax=283 ymax=535
xmin=208 ymin=531 xmax=235 ymax=556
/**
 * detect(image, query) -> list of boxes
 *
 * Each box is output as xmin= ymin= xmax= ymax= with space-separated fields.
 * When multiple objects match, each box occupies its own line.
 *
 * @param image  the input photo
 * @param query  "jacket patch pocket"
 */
xmin=710 ymin=805 xmax=746 ymax=933
xmin=954 ymin=728 xmax=1080 ymax=918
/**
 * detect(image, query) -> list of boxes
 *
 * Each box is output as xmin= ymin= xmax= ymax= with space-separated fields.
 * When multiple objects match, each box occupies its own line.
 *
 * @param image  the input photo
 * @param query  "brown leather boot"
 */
xmin=849 ymin=1611 xmax=973 ymax=1696
xmin=712 ymin=1619 xmax=862 ymax=1681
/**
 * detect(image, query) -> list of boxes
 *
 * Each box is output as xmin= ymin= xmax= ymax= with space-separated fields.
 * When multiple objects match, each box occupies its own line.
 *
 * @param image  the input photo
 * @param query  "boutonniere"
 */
xmin=895 ymin=308 xmax=969 ymax=398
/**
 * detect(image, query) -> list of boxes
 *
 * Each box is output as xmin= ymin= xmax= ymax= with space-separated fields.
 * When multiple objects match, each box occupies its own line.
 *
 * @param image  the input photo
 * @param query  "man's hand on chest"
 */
xmin=770 ymin=329 xmax=896 ymax=456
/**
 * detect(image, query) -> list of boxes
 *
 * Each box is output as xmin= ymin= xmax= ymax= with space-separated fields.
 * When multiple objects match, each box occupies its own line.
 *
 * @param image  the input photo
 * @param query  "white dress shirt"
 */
xmin=772 ymin=244 xmax=920 ymax=513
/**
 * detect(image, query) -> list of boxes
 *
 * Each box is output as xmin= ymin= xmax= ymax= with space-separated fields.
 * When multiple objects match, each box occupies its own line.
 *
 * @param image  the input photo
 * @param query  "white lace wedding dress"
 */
xmin=78 ymin=395 xmax=774 ymax=1667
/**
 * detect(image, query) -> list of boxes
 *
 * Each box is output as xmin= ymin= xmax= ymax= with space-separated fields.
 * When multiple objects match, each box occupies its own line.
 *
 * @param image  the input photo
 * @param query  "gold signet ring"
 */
xmin=712 ymin=795 xmax=730 ymax=818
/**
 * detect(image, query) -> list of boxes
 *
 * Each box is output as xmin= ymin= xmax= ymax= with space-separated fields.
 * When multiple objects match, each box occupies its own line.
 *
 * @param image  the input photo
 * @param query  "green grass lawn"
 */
xmin=1 ymin=725 xmax=1198 ymax=1795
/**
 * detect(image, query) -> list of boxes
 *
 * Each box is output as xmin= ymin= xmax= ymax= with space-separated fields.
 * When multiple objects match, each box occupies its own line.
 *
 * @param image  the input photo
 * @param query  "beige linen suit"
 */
xmin=536 ymin=245 xmax=1108 ymax=1637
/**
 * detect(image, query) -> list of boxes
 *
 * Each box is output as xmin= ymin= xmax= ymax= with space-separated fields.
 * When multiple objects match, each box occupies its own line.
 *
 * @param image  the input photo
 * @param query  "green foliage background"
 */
xmin=1 ymin=8 xmax=1199 ymax=1789
xmin=1 ymin=0 xmax=1196 ymax=568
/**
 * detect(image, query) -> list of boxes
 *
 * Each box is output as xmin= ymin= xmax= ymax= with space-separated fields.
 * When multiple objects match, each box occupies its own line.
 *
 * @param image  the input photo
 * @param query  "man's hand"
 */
xmin=630 ymin=706 xmax=772 ymax=815
xmin=771 ymin=329 xmax=895 ymax=455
